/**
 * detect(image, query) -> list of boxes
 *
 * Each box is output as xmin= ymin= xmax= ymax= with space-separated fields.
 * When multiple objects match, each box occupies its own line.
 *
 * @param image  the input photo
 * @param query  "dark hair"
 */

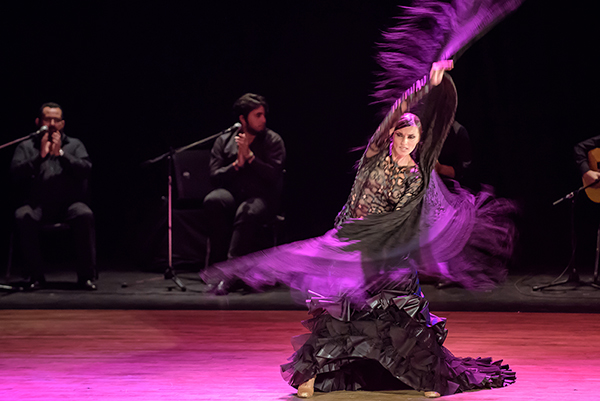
xmin=393 ymin=112 xmax=421 ymax=134
xmin=233 ymin=93 xmax=268 ymax=120
xmin=39 ymin=102 xmax=63 ymax=119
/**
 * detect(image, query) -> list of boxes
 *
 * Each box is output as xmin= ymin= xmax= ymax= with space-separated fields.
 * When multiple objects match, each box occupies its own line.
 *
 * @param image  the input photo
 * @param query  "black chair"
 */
xmin=5 ymin=221 xmax=72 ymax=284
xmin=173 ymin=149 xmax=214 ymax=209
xmin=4 ymin=176 xmax=93 ymax=286
xmin=171 ymin=149 xmax=285 ymax=269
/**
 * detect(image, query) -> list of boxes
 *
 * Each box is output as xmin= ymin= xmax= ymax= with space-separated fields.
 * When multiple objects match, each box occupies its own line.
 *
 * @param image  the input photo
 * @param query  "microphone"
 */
xmin=32 ymin=125 xmax=49 ymax=136
xmin=224 ymin=122 xmax=242 ymax=139
xmin=227 ymin=122 xmax=242 ymax=133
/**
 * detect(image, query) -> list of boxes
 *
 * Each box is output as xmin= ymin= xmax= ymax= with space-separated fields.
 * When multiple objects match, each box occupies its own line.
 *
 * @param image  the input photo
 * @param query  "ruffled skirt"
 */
xmin=281 ymin=278 xmax=515 ymax=395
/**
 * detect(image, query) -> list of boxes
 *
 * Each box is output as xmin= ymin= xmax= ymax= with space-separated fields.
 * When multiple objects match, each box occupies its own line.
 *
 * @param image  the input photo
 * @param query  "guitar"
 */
xmin=584 ymin=148 xmax=600 ymax=203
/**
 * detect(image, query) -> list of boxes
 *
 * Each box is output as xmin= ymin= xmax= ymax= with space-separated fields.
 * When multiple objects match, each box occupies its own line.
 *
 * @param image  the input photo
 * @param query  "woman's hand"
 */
xmin=430 ymin=60 xmax=453 ymax=86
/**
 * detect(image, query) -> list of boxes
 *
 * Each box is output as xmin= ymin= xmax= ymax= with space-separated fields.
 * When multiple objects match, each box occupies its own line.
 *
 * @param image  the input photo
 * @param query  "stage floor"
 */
xmin=0 ymin=310 xmax=598 ymax=401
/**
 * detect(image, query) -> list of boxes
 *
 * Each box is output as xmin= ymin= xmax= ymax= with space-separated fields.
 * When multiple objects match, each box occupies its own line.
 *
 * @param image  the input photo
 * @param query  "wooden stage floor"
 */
xmin=0 ymin=310 xmax=598 ymax=401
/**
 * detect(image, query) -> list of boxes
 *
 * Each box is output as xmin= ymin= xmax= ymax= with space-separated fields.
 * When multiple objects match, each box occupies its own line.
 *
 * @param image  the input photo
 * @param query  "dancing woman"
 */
xmin=202 ymin=62 xmax=516 ymax=398
xmin=202 ymin=0 xmax=523 ymax=397
xmin=287 ymin=61 xmax=520 ymax=398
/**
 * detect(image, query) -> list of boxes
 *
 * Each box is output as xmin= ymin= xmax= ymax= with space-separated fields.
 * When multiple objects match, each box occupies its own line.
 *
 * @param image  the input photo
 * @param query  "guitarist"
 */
xmin=574 ymin=135 xmax=600 ymax=192
xmin=573 ymin=135 xmax=600 ymax=271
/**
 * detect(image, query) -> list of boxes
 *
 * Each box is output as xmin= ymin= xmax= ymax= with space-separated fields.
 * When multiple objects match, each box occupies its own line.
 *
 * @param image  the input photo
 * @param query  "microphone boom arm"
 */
xmin=0 ymin=126 xmax=48 ymax=151
xmin=553 ymin=177 xmax=600 ymax=206
xmin=142 ymin=123 xmax=241 ymax=167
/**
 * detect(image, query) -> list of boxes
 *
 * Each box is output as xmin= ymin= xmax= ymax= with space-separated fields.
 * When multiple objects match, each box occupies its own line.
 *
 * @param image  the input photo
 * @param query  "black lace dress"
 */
xmin=335 ymin=152 xmax=423 ymax=225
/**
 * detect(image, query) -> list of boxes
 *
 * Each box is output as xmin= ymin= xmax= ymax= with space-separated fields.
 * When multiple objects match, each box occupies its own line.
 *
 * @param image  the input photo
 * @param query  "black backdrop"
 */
xmin=1 ymin=0 xmax=598 ymax=272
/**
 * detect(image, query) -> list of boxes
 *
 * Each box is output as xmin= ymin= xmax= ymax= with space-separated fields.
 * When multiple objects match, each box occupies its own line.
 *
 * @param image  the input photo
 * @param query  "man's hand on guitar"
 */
xmin=583 ymin=170 xmax=600 ymax=189
xmin=430 ymin=60 xmax=453 ymax=86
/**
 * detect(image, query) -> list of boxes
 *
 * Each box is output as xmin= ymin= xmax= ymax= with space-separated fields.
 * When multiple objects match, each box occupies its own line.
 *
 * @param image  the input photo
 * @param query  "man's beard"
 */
xmin=247 ymin=125 xmax=265 ymax=136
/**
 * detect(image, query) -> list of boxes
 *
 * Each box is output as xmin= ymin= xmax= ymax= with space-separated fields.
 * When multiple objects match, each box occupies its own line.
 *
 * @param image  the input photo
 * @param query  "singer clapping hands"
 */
xmin=202 ymin=93 xmax=285 ymax=270
xmin=9 ymin=102 xmax=97 ymax=291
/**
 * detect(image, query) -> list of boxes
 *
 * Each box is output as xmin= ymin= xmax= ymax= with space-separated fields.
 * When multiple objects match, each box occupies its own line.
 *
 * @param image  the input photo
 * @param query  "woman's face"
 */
xmin=391 ymin=125 xmax=420 ymax=159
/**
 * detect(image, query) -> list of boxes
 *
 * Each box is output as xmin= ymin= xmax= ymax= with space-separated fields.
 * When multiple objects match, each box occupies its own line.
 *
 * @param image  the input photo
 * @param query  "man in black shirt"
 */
xmin=574 ymin=135 xmax=600 ymax=190
xmin=10 ymin=102 xmax=97 ymax=290
xmin=573 ymin=135 xmax=600 ymax=278
xmin=204 ymin=93 xmax=285 ymax=277
xmin=435 ymin=121 xmax=472 ymax=186
xmin=429 ymin=121 xmax=472 ymax=289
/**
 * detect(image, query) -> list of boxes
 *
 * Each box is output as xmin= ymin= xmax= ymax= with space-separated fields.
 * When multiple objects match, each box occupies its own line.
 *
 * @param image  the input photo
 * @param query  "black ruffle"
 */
xmin=281 ymin=287 xmax=515 ymax=396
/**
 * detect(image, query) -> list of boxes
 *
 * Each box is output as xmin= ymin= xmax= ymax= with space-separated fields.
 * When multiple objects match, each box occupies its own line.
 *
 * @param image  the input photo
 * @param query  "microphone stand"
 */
xmin=139 ymin=125 xmax=239 ymax=291
xmin=0 ymin=283 xmax=19 ymax=291
xmin=551 ymin=177 xmax=600 ymax=206
xmin=0 ymin=131 xmax=45 ymax=151
xmin=1 ymin=131 xmax=46 ymax=292
xmin=533 ymin=178 xmax=600 ymax=291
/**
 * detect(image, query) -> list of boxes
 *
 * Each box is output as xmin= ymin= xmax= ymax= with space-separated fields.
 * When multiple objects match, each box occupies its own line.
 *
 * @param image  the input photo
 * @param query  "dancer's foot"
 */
xmin=297 ymin=377 xmax=315 ymax=398
xmin=424 ymin=391 xmax=441 ymax=398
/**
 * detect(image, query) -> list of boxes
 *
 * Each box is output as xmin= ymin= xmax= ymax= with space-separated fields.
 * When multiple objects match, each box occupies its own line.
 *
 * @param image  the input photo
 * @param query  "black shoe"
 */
xmin=78 ymin=279 xmax=97 ymax=291
xmin=214 ymin=280 xmax=230 ymax=296
xmin=213 ymin=279 xmax=256 ymax=295
xmin=28 ymin=280 xmax=46 ymax=291
xmin=435 ymin=280 xmax=455 ymax=290
xmin=205 ymin=279 xmax=232 ymax=295
xmin=26 ymin=276 xmax=46 ymax=291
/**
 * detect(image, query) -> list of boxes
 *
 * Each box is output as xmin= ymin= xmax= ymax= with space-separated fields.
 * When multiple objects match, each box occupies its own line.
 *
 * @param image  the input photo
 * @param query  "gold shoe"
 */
xmin=424 ymin=391 xmax=441 ymax=398
xmin=297 ymin=377 xmax=316 ymax=398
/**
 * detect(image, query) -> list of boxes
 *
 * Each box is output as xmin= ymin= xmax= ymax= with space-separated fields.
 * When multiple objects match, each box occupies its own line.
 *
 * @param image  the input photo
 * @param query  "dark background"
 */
xmin=1 ymin=0 xmax=597 ymax=274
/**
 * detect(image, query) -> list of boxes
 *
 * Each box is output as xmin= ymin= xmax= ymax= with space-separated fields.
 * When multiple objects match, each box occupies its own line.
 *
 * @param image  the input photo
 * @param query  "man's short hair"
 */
xmin=39 ymin=102 xmax=63 ymax=119
xmin=233 ymin=93 xmax=268 ymax=120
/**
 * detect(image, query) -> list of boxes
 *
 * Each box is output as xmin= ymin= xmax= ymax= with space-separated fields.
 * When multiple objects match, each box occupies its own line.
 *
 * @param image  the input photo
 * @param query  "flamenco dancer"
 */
xmin=202 ymin=0 xmax=523 ymax=398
